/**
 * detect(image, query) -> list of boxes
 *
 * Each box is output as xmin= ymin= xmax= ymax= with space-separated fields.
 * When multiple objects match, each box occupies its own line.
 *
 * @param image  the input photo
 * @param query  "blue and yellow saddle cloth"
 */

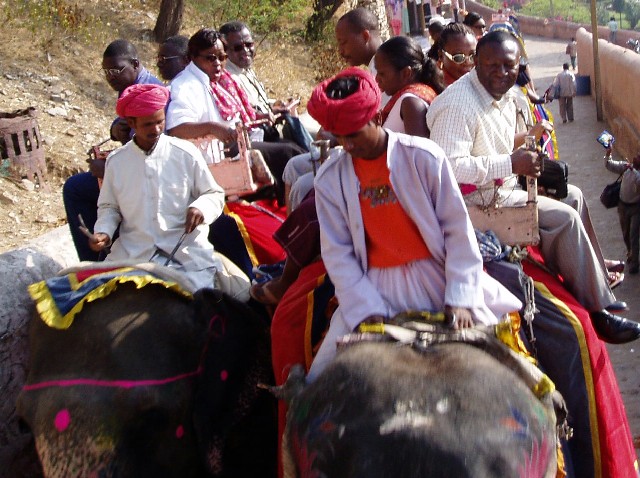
xmin=28 ymin=266 xmax=193 ymax=330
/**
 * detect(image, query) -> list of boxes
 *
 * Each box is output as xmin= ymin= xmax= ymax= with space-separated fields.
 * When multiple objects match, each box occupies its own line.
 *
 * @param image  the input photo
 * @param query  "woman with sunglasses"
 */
xmin=436 ymin=23 xmax=477 ymax=87
xmin=374 ymin=36 xmax=444 ymax=137
xmin=167 ymin=28 xmax=305 ymax=204
xmin=463 ymin=12 xmax=487 ymax=39
xmin=166 ymin=28 xmax=238 ymax=158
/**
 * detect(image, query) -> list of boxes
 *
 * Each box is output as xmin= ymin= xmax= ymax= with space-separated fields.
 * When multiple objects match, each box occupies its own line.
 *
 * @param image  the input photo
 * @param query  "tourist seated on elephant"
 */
xmin=304 ymin=67 xmax=522 ymax=381
xmin=220 ymin=20 xmax=314 ymax=152
xmin=166 ymin=28 xmax=305 ymax=205
xmin=87 ymin=83 xmax=249 ymax=298
xmin=63 ymin=39 xmax=164 ymax=262
xmin=156 ymin=34 xmax=190 ymax=83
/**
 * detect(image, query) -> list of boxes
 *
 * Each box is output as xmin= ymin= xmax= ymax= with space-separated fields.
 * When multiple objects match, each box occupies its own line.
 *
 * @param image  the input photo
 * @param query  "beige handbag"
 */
xmin=190 ymin=122 xmax=274 ymax=198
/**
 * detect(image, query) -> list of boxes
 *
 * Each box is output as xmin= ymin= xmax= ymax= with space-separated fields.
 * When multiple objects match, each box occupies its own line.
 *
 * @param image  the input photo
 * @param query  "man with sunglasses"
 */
xmin=63 ymin=39 xmax=163 ymax=262
xmin=427 ymin=30 xmax=640 ymax=344
xmin=156 ymin=35 xmax=190 ymax=83
xmin=220 ymin=21 xmax=313 ymax=152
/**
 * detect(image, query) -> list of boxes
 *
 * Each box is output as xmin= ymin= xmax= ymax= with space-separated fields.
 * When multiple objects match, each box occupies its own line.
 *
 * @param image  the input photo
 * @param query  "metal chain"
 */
xmin=507 ymin=246 xmax=539 ymax=359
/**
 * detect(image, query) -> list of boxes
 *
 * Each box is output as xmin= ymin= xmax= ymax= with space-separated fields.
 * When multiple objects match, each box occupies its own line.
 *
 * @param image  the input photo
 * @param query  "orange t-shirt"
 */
xmin=352 ymin=153 xmax=431 ymax=268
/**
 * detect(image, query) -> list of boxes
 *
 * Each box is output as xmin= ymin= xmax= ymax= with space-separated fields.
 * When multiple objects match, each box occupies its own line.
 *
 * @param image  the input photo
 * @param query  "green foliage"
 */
xmin=477 ymin=0 xmax=635 ymax=27
xmin=612 ymin=0 xmax=626 ymax=14
xmin=481 ymin=0 xmax=503 ymax=9
xmin=625 ymin=0 xmax=640 ymax=29
xmin=517 ymin=0 xmax=593 ymax=23
xmin=4 ymin=0 xmax=90 ymax=33
xmin=189 ymin=0 xmax=310 ymax=38
xmin=2 ymin=0 xmax=98 ymax=46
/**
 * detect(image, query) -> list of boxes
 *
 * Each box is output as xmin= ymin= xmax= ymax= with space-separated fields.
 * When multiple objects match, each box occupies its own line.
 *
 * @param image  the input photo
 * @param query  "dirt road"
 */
xmin=525 ymin=35 xmax=640 ymax=445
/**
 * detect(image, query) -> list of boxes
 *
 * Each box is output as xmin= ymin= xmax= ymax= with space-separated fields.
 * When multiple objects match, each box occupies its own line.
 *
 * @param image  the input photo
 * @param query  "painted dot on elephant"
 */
xmin=54 ymin=409 xmax=71 ymax=432
xmin=220 ymin=370 xmax=228 ymax=381
xmin=175 ymin=425 xmax=184 ymax=439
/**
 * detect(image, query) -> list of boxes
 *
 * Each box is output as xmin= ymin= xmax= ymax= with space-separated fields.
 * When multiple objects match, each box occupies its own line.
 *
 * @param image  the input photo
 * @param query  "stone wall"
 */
xmin=575 ymin=27 xmax=640 ymax=157
xmin=0 ymin=226 xmax=77 ymax=476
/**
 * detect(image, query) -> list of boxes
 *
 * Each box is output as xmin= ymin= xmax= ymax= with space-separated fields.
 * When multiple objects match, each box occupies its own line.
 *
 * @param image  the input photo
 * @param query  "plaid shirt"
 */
xmin=427 ymin=70 xmax=520 ymax=205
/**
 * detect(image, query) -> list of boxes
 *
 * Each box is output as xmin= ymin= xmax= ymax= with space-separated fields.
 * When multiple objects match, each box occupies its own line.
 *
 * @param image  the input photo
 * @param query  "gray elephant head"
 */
xmin=17 ymin=284 xmax=276 ymax=478
xmin=284 ymin=342 xmax=559 ymax=478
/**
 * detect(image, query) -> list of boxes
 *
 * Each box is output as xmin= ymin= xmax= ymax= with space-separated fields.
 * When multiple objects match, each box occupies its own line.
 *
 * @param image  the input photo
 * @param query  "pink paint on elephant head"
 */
xmin=54 ymin=409 xmax=71 ymax=432
xmin=220 ymin=370 xmax=228 ymax=381
xmin=175 ymin=425 xmax=184 ymax=439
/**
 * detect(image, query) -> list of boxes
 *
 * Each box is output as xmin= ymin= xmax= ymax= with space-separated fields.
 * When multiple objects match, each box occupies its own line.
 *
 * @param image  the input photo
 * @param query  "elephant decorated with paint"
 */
xmin=283 ymin=337 xmax=562 ymax=478
xmin=17 ymin=268 xmax=277 ymax=478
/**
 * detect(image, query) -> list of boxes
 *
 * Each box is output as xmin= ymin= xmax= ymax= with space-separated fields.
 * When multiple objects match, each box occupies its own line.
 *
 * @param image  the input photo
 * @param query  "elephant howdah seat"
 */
xmin=189 ymin=121 xmax=275 ymax=199
xmin=467 ymin=176 xmax=540 ymax=246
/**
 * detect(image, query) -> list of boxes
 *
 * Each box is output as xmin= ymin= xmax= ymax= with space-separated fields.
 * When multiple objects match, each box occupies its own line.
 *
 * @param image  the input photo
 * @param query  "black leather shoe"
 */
xmin=605 ymin=300 xmax=629 ymax=312
xmin=590 ymin=310 xmax=640 ymax=344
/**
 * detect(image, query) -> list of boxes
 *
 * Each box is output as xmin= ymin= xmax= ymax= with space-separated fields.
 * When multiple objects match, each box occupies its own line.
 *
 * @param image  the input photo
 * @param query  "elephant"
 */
xmin=283 ymin=341 xmax=559 ymax=478
xmin=17 ymin=282 xmax=277 ymax=478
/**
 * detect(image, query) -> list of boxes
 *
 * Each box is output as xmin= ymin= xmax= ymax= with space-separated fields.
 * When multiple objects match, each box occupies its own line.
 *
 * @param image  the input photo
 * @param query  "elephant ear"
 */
xmin=191 ymin=289 xmax=277 ymax=478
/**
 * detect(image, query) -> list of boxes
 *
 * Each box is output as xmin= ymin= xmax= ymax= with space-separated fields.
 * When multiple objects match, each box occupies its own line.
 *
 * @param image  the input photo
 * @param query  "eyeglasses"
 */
xmin=443 ymin=50 xmax=475 ymax=64
xmin=231 ymin=41 xmax=255 ymax=53
xmin=198 ymin=53 xmax=228 ymax=63
xmin=102 ymin=65 xmax=128 ymax=76
xmin=157 ymin=55 xmax=182 ymax=63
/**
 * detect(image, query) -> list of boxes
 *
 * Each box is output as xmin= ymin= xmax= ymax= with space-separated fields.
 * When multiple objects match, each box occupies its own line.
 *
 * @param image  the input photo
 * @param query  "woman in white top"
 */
xmin=373 ymin=36 xmax=444 ymax=137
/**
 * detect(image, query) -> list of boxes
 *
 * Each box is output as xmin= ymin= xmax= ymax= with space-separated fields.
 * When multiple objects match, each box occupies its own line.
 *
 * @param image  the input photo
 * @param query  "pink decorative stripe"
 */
xmin=23 ymin=367 xmax=203 ymax=391
xmin=23 ymin=315 xmax=224 ymax=392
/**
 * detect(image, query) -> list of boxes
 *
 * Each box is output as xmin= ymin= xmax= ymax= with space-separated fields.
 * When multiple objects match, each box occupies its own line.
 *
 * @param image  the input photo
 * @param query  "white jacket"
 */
xmin=314 ymin=130 xmax=490 ymax=329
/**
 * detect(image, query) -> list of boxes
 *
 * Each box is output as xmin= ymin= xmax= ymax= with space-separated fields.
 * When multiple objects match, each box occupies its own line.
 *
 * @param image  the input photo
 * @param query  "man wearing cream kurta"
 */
xmin=89 ymin=84 xmax=241 ymax=293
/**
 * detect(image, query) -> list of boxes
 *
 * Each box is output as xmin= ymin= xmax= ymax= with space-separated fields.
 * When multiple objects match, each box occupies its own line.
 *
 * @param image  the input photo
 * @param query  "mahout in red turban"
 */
xmin=116 ymin=84 xmax=170 ymax=118
xmin=307 ymin=67 xmax=381 ymax=136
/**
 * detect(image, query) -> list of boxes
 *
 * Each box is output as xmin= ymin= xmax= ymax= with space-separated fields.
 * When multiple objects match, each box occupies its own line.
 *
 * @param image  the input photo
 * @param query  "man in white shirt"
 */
xmin=89 ymin=84 xmax=227 ymax=291
xmin=427 ymin=30 xmax=640 ymax=344
xmin=219 ymin=21 xmax=313 ymax=150
xmin=551 ymin=63 xmax=577 ymax=123
xmin=608 ymin=16 xmax=618 ymax=43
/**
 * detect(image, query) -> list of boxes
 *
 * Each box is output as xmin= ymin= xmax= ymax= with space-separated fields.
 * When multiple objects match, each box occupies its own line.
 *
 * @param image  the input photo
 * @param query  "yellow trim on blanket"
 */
xmin=224 ymin=204 xmax=259 ymax=267
xmin=534 ymin=281 xmax=602 ymax=478
xmin=28 ymin=272 xmax=193 ymax=330
xmin=496 ymin=313 xmax=556 ymax=398
xmin=532 ymin=374 xmax=556 ymax=399
xmin=496 ymin=312 xmax=536 ymax=363
xmin=304 ymin=274 xmax=329 ymax=370
xmin=358 ymin=323 xmax=385 ymax=334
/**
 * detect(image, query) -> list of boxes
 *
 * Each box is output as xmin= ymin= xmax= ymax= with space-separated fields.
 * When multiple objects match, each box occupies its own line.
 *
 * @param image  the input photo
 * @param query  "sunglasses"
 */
xmin=198 ymin=53 xmax=228 ymax=63
xmin=443 ymin=50 xmax=475 ymax=64
xmin=231 ymin=41 xmax=255 ymax=53
xmin=157 ymin=55 xmax=182 ymax=63
xmin=102 ymin=65 xmax=128 ymax=76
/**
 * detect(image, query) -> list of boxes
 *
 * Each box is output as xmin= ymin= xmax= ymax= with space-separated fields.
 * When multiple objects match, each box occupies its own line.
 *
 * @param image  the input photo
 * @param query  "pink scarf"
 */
xmin=210 ymin=70 xmax=256 ymax=124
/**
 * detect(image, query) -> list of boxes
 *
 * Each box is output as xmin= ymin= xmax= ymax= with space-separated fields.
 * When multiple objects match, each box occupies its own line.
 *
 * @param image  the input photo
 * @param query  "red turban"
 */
xmin=307 ymin=67 xmax=381 ymax=136
xmin=116 ymin=84 xmax=170 ymax=118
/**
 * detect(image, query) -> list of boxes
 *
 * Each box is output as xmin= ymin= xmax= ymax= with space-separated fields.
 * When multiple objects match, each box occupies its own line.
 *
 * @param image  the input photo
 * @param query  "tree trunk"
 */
xmin=153 ymin=0 xmax=184 ymax=43
xmin=345 ymin=0 xmax=391 ymax=40
xmin=306 ymin=0 xmax=345 ymax=41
